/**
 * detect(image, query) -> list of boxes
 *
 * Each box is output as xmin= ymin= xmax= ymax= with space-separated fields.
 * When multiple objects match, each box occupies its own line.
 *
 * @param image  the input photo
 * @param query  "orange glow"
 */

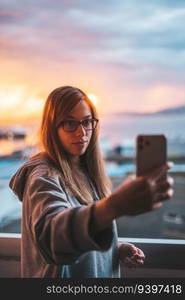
xmin=0 ymin=86 xmax=44 ymax=124
xmin=0 ymin=88 xmax=23 ymax=109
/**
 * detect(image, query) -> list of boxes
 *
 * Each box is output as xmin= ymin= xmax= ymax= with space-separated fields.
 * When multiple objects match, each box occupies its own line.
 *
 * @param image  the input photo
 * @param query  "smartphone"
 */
xmin=136 ymin=134 xmax=167 ymax=177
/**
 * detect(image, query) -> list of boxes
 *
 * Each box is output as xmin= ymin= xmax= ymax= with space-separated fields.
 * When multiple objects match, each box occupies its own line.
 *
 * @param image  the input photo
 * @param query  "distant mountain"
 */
xmin=155 ymin=105 xmax=185 ymax=115
xmin=111 ymin=105 xmax=185 ymax=116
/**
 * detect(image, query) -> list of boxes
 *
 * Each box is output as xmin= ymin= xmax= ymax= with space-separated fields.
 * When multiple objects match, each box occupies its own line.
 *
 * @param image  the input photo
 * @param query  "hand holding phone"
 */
xmin=99 ymin=135 xmax=174 ymax=221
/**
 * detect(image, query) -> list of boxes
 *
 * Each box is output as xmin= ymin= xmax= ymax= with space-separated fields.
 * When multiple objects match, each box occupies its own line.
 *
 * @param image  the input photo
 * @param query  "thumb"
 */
xmin=124 ymin=174 xmax=136 ymax=184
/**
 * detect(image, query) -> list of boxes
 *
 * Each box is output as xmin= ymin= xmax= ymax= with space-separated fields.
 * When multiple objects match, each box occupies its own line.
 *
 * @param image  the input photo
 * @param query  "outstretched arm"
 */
xmin=91 ymin=163 xmax=173 ymax=236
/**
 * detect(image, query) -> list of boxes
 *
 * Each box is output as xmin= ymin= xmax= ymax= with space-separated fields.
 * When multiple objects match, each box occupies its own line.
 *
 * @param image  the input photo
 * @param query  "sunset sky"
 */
xmin=1 ymin=0 xmax=185 ymax=125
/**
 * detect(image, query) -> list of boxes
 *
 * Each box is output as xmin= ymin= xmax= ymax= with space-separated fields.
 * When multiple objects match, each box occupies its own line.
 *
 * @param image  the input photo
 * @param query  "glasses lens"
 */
xmin=62 ymin=119 xmax=98 ymax=132
xmin=63 ymin=121 xmax=78 ymax=132
xmin=82 ymin=119 xmax=93 ymax=130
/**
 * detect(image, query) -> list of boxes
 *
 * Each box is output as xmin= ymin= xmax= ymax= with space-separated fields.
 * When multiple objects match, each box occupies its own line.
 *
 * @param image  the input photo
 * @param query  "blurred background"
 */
xmin=0 ymin=0 xmax=185 ymax=239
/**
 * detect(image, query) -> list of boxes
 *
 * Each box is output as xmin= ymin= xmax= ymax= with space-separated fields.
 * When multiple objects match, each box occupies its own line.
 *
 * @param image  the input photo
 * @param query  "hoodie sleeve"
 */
xmin=26 ymin=174 xmax=113 ymax=265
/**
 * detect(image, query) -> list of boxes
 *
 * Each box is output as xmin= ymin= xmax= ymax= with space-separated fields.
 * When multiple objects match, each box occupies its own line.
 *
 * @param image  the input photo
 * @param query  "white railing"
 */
xmin=0 ymin=233 xmax=185 ymax=278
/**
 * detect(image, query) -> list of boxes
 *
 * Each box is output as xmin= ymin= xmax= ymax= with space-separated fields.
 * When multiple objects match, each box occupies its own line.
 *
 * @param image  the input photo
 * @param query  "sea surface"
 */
xmin=100 ymin=112 xmax=185 ymax=143
xmin=100 ymin=112 xmax=185 ymax=156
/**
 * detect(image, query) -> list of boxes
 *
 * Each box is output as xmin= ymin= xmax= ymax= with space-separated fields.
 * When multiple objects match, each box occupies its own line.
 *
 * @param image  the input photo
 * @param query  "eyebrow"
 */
xmin=65 ymin=115 xmax=92 ymax=119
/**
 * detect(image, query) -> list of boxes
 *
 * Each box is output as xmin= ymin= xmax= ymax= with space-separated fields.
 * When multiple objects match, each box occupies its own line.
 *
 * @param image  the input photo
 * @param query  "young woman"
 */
xmin=9 ymin=86 xmax=173 ymax=278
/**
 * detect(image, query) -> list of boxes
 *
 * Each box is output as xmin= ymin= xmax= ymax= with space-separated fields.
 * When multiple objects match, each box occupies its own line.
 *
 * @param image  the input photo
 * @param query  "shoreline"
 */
xmin=1 ymin=153 xmax=185 ymax=162
xmin=105 ymin=155 xmax=185 ymax=164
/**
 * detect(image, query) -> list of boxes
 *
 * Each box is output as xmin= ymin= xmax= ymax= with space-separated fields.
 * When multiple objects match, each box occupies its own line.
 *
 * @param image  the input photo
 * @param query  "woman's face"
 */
xmin=57 ymin=100 xmax=93 ymax=160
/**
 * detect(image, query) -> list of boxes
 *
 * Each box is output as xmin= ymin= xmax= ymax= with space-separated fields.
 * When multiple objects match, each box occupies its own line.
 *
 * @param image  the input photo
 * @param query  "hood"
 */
xmin=9 ymin=153 xmax=46 ymax=202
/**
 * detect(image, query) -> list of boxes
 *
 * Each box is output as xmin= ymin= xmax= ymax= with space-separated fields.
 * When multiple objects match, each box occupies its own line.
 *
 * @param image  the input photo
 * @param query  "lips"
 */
xmin=72 ymin=141 xmax=87 ymax=145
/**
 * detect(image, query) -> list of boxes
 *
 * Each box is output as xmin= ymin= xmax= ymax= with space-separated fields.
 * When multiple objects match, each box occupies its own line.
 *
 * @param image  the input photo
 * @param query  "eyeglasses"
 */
xmin=59 ymin=118 xmax=99 ymax=132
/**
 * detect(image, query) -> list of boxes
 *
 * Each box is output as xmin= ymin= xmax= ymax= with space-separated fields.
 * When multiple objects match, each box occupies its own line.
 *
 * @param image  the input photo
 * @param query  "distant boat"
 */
xmin=0 ymin=145 xmax=37 ymax=161
xmin=0 ymin=150 xmax=24 ymax=160
xmin=163 ymin=212 xmax=185 ymax=225
xmin=0 ymin=127 xmax=27 ymax=139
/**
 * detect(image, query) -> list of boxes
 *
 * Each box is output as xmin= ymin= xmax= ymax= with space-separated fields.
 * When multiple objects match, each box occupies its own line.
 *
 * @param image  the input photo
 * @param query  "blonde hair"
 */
xmin=38 ymin=86 xmax=111 ymax=204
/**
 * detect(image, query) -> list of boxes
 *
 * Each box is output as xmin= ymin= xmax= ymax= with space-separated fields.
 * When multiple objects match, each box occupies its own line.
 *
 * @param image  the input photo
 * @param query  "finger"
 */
xmin=135 ymin=249 xmax=145 ymax=259
xmin=127 ymin=257 xmax=144 ymax=266
xmin=155 ymin=188 xmax=174 ymax=202
xmin=124 ymin=174 xmax=136 ymax=184
xmin=156 ymin=176 xmax=174 ymax=185
xmin=137 ymin=248 xmax=145 ymax=258
xmin=156 ymin=177 xmax=174 ymax=193
xmin=152 ymin=202 xmax=163 ymax=210
xmin=131 ymin=251 xmax=145 ymax=259
xmin=133 ymin=259 xmax=144 ymax=265
xmin=166 ymin=161 xmax=174 ymax=170
xmin=131 ymin=255 xmax=145 ymax=263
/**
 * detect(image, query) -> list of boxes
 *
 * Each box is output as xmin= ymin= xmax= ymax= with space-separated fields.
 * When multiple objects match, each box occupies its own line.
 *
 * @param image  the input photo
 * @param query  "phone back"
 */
xmin=136 ymin=134 xmax=167 ymax=176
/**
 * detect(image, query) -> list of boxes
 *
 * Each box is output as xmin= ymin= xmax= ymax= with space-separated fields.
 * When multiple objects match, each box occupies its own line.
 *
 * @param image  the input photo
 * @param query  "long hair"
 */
xmin=37 ymin=86 xmax=112 ymax=204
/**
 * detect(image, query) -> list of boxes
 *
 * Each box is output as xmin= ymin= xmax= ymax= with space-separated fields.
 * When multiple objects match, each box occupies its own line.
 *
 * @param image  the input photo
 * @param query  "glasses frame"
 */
xmin=59 ymin=118 xmax=99 ymax=132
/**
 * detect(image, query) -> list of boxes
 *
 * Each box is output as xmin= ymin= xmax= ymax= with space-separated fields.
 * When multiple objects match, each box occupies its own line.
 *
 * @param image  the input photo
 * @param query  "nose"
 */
xmin=75 ymin=124 xmax=86 ymax=137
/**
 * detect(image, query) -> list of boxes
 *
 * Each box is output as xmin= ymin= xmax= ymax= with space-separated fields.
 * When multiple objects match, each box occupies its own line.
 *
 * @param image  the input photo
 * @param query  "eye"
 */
xmin=65 ymin=120 xmax=77 ymax=127
xmin=83 ymin=119 xmax=91 ymax=125
xmin=82 ymin=119 xmax=92 ymax=127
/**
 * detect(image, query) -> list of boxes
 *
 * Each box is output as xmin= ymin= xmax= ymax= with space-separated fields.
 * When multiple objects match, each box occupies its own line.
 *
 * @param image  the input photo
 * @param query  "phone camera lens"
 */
xmin=145 ymin=140 xmax=150 ymax=146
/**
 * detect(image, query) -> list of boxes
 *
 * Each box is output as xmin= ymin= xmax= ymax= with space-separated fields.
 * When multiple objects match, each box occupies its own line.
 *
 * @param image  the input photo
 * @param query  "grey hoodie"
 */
xmin=9 ymin=153 xmax=120 ymax=278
